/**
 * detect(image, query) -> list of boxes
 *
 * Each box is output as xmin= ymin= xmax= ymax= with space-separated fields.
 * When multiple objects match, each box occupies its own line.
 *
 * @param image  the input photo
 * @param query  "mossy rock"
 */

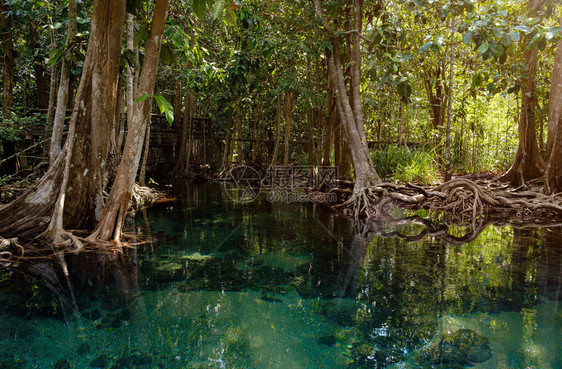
xmin=421 ymin=328 xmax=492 ymax=366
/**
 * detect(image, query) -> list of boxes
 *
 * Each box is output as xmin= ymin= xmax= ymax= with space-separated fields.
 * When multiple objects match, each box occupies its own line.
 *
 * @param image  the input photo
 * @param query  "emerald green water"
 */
xmin=0 ymin=183 xmax=561 ymax=368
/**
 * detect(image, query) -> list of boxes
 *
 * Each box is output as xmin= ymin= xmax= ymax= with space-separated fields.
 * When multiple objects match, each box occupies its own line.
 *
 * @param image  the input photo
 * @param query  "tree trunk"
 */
xmin=42 ymin=17 xmax=58 ymax=161
xmin=398 ymin=101 xmax=404 ymax=145
xmin=115 ymin=78 xmax=125 ymax=155
xmin=444 ymin=22 xmax=455 ymax=182
xmin=49 ymin=0 xmax=78 ymax=164
xmin=172 ymin=79 xmax=182 ymax=161
xmin=546 ymin=15 xmax=562 ymax=160
xmin=89 ymin=0 xmax=169 ymax=243
xmin=234 ymin=114 xmax=244 ymax=163
xmin=283 ymin=91 xmax=295 ymax=166
xmin=271 ymin=95 xmax=282 ymax=166
xmin=29 ymin=21 xmax=49 ymax=109
xmin=500 ymin=0 xmax=545 ymax=186
xmin=138 ymin=119 xmax=151 ymax=187
xmin=174 ymin=89 xmax=196 ymax=177
xmin=0 ymin=0 xmax=128 ymax=239
xmin=316 ymin=0 xmax=381 ymax=195
xmin=323 ymin=90 xmax=335 ymax=165
xmin=545 ymin=14 xmax=562 ymax=194
xmin=221 ymin=116 xmax=232 ymax=171
xmin=1 ymin=2 xmax=14 ymax=119
xmin=126 ymin=13 xmax=135 ymax=129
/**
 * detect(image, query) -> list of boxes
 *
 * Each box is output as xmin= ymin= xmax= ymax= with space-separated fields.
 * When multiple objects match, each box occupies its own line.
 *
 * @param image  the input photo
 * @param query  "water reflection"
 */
xmin=0 ymin=183 xmax=560 ymax=368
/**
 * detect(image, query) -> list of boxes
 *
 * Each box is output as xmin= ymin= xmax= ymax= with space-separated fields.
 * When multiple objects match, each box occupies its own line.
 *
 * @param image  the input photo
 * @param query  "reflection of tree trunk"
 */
xmin=337 ymin=229 xmax=373 ymax=297
xmin=539 ymin=227 xmax=562 ymax=301
xmin=509 ymin=228 xmax=532 ymax=307
xmin=500 ymin=0 xmax=545 ymax=186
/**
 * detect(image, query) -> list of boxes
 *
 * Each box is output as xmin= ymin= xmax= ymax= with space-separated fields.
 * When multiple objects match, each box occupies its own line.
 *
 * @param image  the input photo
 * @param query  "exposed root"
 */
xmin=131 ymin=183 xmax=171 ymax=211
xmin=334 ymin=177 xmax=562 ymax=224
xmin=0 ymin=236 xmax=24 ymax=267
xmin=37 ymin=227 xmax=85 ymax=251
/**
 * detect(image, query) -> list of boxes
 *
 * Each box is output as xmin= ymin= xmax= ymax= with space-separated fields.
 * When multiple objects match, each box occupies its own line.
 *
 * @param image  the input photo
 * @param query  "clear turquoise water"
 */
xmin=0 ymin=183 xmax=561 ymax=368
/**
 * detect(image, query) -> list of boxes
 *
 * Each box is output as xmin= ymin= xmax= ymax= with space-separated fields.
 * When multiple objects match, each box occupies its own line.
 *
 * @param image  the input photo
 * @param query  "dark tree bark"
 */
xmin=271 ymin=95 xmax=283 ymax=166
xmin=500 ymin=0 xmax=545 ymax=186
xmin=283 ymin=91 xmax=295 ymax=166
xmin=29 ymin=21 xmax=49 ymax=109
xmin=1 ymin=1 xmax=14 ymax=119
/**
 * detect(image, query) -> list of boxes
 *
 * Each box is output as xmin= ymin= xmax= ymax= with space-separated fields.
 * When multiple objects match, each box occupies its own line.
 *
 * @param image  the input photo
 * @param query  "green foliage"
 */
xmin=0 ymin=113 xmax=44 ymax=141
xmin=371 ymin=146 xmax=439 ymax=185
xmin=136 ymin=94 xmax=174 ymax=125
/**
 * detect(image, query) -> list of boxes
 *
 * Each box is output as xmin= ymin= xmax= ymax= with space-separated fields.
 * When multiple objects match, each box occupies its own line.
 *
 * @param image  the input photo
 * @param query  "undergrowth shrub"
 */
xmin=371 ymin=145 xmax=439 ymax=184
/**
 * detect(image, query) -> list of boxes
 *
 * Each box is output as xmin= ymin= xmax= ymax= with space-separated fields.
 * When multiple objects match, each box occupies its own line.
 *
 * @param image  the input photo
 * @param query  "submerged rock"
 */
xmin=89 ymin=354 xmax=109 ymax=368
xmin=260 ymin=288 xmax=283 ymax=303
xmin=421 ymin=328 xmax=492 ymax=366
xmin=154 ymin=262 xmax=183 ymax=272
xmin=318 ymin=335 xmax=337 ymax=346
xmin=295 ymin=282 xmax=319 ymax=299
xmin=319 ymin=298 xmax=358 ymax=326
xmin=76 ymin=342 xmax=91 ymax=355
xmin=83 ymin=308 xmax=102 ymax=321
xmin=116 ymin=352 xmax=152 ymax=367
xmin=53 ymin=359 xmax=71 ymax=369
xmin=180 ymin=251 xmax=213 ymax=261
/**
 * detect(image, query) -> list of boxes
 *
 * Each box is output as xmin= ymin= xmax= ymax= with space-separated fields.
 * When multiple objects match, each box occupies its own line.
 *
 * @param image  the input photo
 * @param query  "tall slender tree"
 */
xmin=313 ymin=0 xmax=381 ymax=213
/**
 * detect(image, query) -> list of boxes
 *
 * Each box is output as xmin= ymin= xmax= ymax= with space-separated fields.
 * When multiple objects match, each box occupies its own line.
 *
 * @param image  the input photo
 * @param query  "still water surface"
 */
xmin=0 ymin=183 xmax=561 ymax=368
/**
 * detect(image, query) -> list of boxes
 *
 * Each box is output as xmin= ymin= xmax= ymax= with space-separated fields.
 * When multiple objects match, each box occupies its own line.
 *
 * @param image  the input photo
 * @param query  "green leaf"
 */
xmin=509 ymin=30 xmax=520 ymax=42
xmin=490 ymin=44 xmax=504 ymax=58
xmin=418 ymin=41 xmax=433 ymax=53
xmin=477 ymin=42 xmax=489 ymax=54
xmin=153 ymin=95 xmax=174 ymax=125
xmin=513 ymin=25 xmax=530 ymax=34
xmin=193 ymin=0 xmax=207 ymax=18
xmin=212 ymin=0 xmax=226 ymax=20
xmin=160 ymin=43 xmax=175 ymax=65
xmin=134 ymin=25 xmax=149 ymax=47
xmin=136 ymin=94 xmax=151 ymax=103
xmin=225 ymin=6 xmax=237 ymax=26
xmin=463 ymin=32 xmax=473 ymax=44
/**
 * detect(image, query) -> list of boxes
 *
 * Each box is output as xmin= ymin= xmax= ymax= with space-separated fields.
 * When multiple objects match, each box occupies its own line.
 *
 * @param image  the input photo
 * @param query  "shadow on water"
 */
xmin=0 ymin=182 xmax=561 ymax=368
